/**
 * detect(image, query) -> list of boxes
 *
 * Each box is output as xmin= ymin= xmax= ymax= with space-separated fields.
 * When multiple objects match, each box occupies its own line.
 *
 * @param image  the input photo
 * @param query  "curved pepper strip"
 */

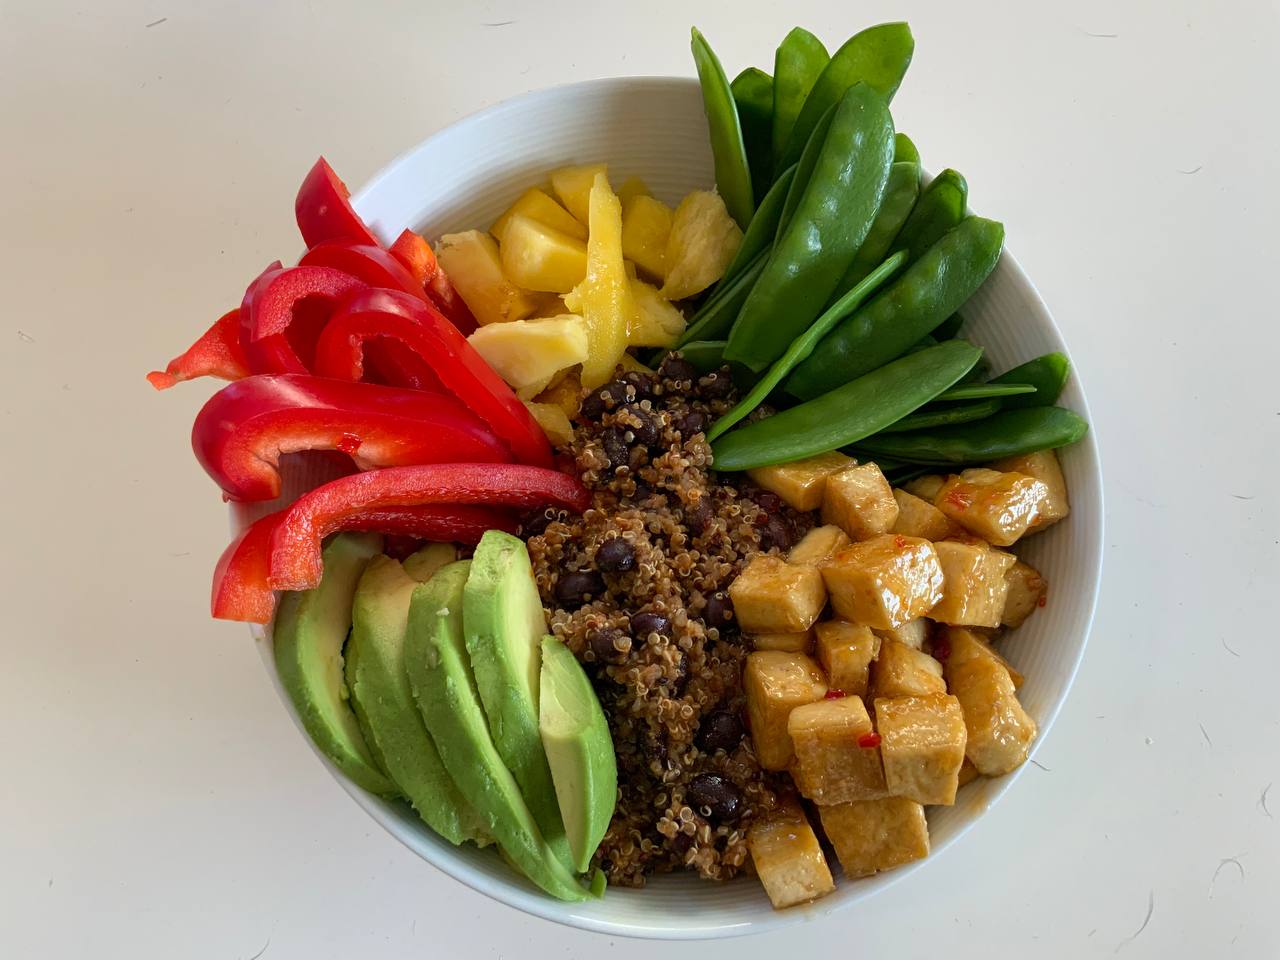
xmin=147 ymin=308 xmax=248 ymax=390
xmin=294 ymin=156 xmax=380 ymax=249
xmin=267 ymin=463 xmax=589 ymax=591
xmin=192 ymin=374 xmax=512 ymax=502
xmin=389 ymin=229 xmax=437 ymax=286
xmin=238 ymin=263 xmax=302 ymax=374
xmin=388 ymin=228 xmax=479 ymax=336
xmin=212 ymin=503 xmax=517 ymax=623
xmin=314 ymin=289 xmax=552 ymax=466
xmin=239 ymin=263 xmax=368 ymax=374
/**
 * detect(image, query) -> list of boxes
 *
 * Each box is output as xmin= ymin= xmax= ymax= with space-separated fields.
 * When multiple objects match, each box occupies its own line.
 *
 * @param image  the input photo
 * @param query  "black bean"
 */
xmin=630 ymin=478 xmax=653 ymax=502
xmin=746 ymin=488 xmax=784 ymax=513
xmin=581 ymin=379 xmax=630 ymax=420
xmin=683 ymin=499 xmax=713 ymax=535
xmin=519 ymin=507 xmax=556 ymax=537
xmin=659 ymin=355 xmax=697 ymax=384
xmin=589 ymin=626 xmax=628 ymax=663
xmin=759 ymin=515 xmax=793 ymax=552
xmin=673 ymin=409 xmax=707 ymax=437
xmin=670 ymin=831 xmax=695 ymax=856
xmin=702 ymin=591 xmax=735 ymax=633
xmin=555 ymin=570 xmax=606 ymax=608
xmin=686 ymin=773 xmax=742 ymax=822
xmin=626 ymin=408 xmax=661 ymax=448
xmin=696 ymin=710 xmax=744 ymax=753
xmin=596 ymin=537 xmax=636 ymax=573
xmin=698 ymin=370 xmax=734 ymax=399
xmin=601 ymin=427 xmax=630 ymax=470
xmin=622 ymin=371 xmax=657 ymax=399
xmin=630 ymin=611 xmax=671 ymax=639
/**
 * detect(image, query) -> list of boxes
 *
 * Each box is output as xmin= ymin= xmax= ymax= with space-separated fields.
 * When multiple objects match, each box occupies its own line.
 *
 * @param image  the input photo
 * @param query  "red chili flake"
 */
xmin=943 ymin=486 xmax=974 ymax=511
xmin=824 ymin=689 xmax=847 ymax=699
xmin=335 ymin=432 xmax=362 ymax=455
xmin=1037 ymin=594 xmax=1048 ymax=608
xmin=893 ymin=534 xmax=909 ymax=550
xmin=857 ymin=732 xmax=882 ymax=748
xmin=932 ymin=636 xmax=951 ymax=662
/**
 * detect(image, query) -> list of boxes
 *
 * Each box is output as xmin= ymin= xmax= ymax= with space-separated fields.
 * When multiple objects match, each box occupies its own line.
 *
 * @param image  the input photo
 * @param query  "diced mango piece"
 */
xmin=935 ymin=468 xmax=1051 ymax=546
xmin=616 ymin=176 xmax=652 ymax=209
xmin=814 ymin=622 xmax=880 ymax=698
xmin=788 ymin=696 xmax=887 ymax=805
xmin=822 ymin=463 xmax=899 ymax=541
xmin=522 ymin=401 xmax=574 ymax=447
xmin=491 ymin=187 xmax=587 ymax=245
xmin=929 ymin=541 xmax=1017 ymax=628
xmin=874 ymin=694 xmax=967 ymax=805
xmin=499 ymin=215 xmax=588 ymax=293
xmin=941 ymin=627 xmax=1023 ymax=689
xmin=435 ymin=230 xmax=539 ymax=327
xmin=958 ymin=756 xmax=980 ymax=787
xmin=788 ymin=525 xmax=852 ymax=567
xmin=617 ymin=352 xmax=654 ymax=376
xmin=748 ymin=452 xmax=853 ymax=512
xmin=627 ymin=278 xmax=686 ymax=347
xmin=744 ymin=651 xmax=828 ymax=770
xmin=660 ymin=191 xmax=743 ymax=300
xmin=1002 ymin=560 xmax=1047 ymax=628
xmin=819 ymin=797 xmax=929 ymax=878
xmin=891 ymin=488 xmax=956 ymax=540
xmin=748 ymin=796 xmax=835 ymax=909
xmin=869 ymin=638 xmax=946 ymax=701
xmin=730 ymin=556 xmax=827 ymax=635
xmin=550 ymin=163 xmax=608 ymax=225
xmin=903 ymin=474 xmax=946 ymax=502
xmin=533 ymin=370 xmax=582 ymax=421
xmin=752 ymin=630 xmax=814 ymax=653
xmin=821 ymin=535 xmax=944 ymax=630
xmin=948 ymin=655 xmax=1037 ymax=775
xmin=466 ymin=315 xmax=588 ymax=393
xmin=620 ymin=195 xmax=673 ymax=280
xmin=873 ymin=618 xmax=928 ymax=651
xmin=993 ymin=450 xmax=1070 ymax=532
xmin=528 ymin=292 xmax=571 ymax=319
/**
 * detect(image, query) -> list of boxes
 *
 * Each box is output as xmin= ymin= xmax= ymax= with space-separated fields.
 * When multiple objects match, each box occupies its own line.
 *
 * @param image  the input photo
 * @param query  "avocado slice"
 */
xmin=463 ymin=531 xmax=568 ymax=858
xmin=274 ymin=533 xmax=397 ymax=797
xmin=402 ymin=542 xmax=457 ymax=583
xmin=539 ymin=636 xmax=617 ymax=872
xmin=346 ymin=553 xmax=490 ymax=846
xmin=405 ymin=561 xmax=593 ymax=901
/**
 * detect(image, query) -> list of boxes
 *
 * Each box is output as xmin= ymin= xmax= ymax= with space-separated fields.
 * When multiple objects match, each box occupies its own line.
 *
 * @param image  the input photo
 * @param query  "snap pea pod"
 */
xmin=831 ymin=159 xmax=921 ymax=295
xmin=775 ymin=102 xmax=837 ymax=241
xmin=851 ymin=406 xmax=1089 ymax=465
xmin=725 ymin=83 xmax=895 ymax=372
xmin=933 ymin=382 xmax=1034 ymax=401
xmin=932 ymin=312 xmax=964 ymax=340
xmin=877 ymin=398 xmax=1002 ymax=433
xmin=721 ymin=164 xmax=795 ymax=284
xmin=676 ymin=249 xmax=768 ymax=346
xmin=894 ymin=132 xmax=920 ymax=165
xmin=707 ymin=250 xmax=906 ymax=442
xmin=771 ymin=28 xmax=829 ymax=173
xmin=990 ymin=352 xmax=1071 ymax=409
xmin=885 ymin=464 xmax=933 ymax=486
xmin=892 ymin=168 xmax=967 ymax=263
xmin=786 ymin=216 xmax=1005 ymax=399
xmin=732 ymin=68 xmax=774 ymax=205
xmin=711 ymin=340 xmax=982 ymax=471
xmin=778 ymin=22 xmax=914 ymax=171
xmin=691 ymin=28 xmax=755 ymax=230
xmin=676 ymin=340 xmax=728 ymax=374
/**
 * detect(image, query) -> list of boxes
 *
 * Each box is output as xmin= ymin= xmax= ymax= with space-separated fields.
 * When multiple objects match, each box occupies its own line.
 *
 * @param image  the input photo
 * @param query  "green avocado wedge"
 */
xmin=539 ymin=637 xmax=617 ymax=873
xmin=346 ymin=552 xmax=490 ymax=846
xmin=405 ymin=561 xmax=594 ymax=902
xmin=273 ymin=533 xmax=397 ymax=797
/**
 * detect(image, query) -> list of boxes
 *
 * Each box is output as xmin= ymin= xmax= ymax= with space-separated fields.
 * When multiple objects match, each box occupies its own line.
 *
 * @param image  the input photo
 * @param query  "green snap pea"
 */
xmin=877 ymin=398 xmax=1002 ymax=433
xmin=707 ymin=251 xmax=906 ymax=442
xmin=832 ymin=159 xmax=921 ymax=295
xmin=725 ymin=83 xmax=895 ymax=372
xmin=990 ymin=352 xmax=1071 ymax=409
xmin=711 ymin=340 xmax=981 ymax=471
xmin=894 ymin=132 xmax=920 ymax=165
xmin=676 ymin=249 xmax=768 ymax=346
xmin=786 ymin=216 xmax=1005 ymax=399
xmin=933 ymin=313 xmax=964 ymax=340
xmin=771 ymin=28 xmax=829 ymax=174
xmin=777 ymin=22 xmax=914 ymax=171
xmin=776 ymin=102 xmax=837 ymax=241
xmin=885 ymin=464 xmax=933 ymax=486
xmin=676 ymin=340 xmax=728 ymax=374
xmin=732 ymin=68 xmax=774 ymax=205
xmin=691 ymin=28 xmax=755 ymax=230
xmin=722 ymin=165 xmax=795 ymax=284
xmin=851 ymin=406 xmax=1089 ymax=465
xmin=892 ymin=168 xmax=968 ymax=262
xmin=933 ymin=382 xmax=1035 ymax=401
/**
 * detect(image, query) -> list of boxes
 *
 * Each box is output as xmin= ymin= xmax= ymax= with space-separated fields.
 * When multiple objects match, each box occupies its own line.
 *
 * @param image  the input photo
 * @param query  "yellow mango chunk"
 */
xmin=435 ymin=230 xmax=539 ymax=327
xmin=616 ymin=176 xmax=652 ymax=209
xmin=490 ymin=187 xmax=587 ymax=245
xmin=522 ymin=401 xmax=575 ymax=447
xmin=534 ymin=370 xmax=582 ymax=421
xmin=499 ymin=214 xmax=588 ymax=293
xmin=621 ymin=195 xmax=674 ymax=280
xmin=466 ymin=315 xmax=588 ymax=393
xmin=627 ymin=279 xmax=687 ymax=347
xmin=661 ymin=191 xmax=743 ymax=300
xmin=550 ymin=163 xmax=608 ymax=225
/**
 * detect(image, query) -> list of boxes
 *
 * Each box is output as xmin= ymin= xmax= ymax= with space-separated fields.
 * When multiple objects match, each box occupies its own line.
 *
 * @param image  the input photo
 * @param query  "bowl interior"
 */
xmin=250 ymin=76 xmax=1103 ymax=939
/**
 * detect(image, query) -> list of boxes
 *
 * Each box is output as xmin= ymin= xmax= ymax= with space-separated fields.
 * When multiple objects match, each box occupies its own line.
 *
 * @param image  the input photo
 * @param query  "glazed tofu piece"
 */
xmin=890 ymin=488 xmax=956 ymax=541
xmin=993 ymin=450 xmax=1069 ymax=532
xmin=935 ymin=468 xmax=1051 ymax=546
xmin=941 ymin=626 xmax=1024 ymax=688
xmin=929 ymin=540 xmax=1017 ymax=628
xmin=788 ymin=696 xmax=887 ymax=804
xmin=748 ymin=796 xmax=835 ymax=909
xmin=822 ymin=463 xmax=899 ymax=541
xmin=814 ymin=621 xmax=880 ymax=697
xmin=903 ymin=473 xmax=946 ymax=502
xmin=869 ymin=638 xmax=946 ymax=701
xmin=821 ymin=535 xmax=944 ymax=630
xmin=873 ymin=617 xmax=928 ymax=651
xmin=745 ymin=651 xmax=828 ymax=770
xmin=948 ymin=656 xmax=1038 ymax=775
xmin=819 ymin=797 xmax=930 ymax=878
xmin=874 ymin=694 xmax=967 ymax=805
xmin=958 ymin=756 xmax=980 ymax=787
xmin=752 ymin=629 xmax=814 ymax=653
xmin=1002 ymin=560 xmax=1047 ymax=628
xmin=748 ymin=451 xmax=853 ymax=512
xmin=788 ymin=525 xmax=851 ymax=567
xmin=730 ymin=556 xmax=827 ymax=634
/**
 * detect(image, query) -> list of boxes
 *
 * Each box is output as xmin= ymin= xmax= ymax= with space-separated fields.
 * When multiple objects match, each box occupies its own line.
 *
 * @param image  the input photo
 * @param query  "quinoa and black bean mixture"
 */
xmin=524 ymin=355 xmax=814 ymax=887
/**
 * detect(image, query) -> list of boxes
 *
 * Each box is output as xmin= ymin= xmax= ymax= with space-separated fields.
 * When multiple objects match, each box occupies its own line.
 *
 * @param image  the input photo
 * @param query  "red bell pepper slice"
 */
xmin=192 ymin=374 xmax=511 ymax=502
xmin=147 ymin=308 xmax=248 ymax=390
xmin=268 ymin=463 xmax=589 ymax=591
xmin=213 ymin=503 xmax=517 ymax=623
xmin=239 ymin=262 xmax=303 ymax=374
xmin=295 ymin=156 xmax=380 ymax=249
xmin=299 ymin=242 xmax=427 ymax=301
xmin=389 ymin=229 xmax=437 ymax=286
xmin=238 ymin=262 xmax=367 ymax=374
xmin=389 ymin=228 xmax=478 ymax=336
xmin=314 ymin=289 xmax=552 ymax=466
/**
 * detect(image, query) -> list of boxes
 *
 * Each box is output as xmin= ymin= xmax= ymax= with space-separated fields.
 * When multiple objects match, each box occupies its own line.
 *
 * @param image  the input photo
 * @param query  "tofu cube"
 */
xmin=904 ymin=474 xmax=946 ymax=502
xmin=748 ymin=452 xmax=853 ymax=512
xmin=891 ymin=488 xmax=956 ymax=541
xmin=869 ymin=638 xmax=946 ymax=701
xmin=874 ymin=694 xmax=967 ymax=805
xmin=948 ymin=656 xmax=1038 ymax=775
xmin=730 ymin=556 xmax=827 ymax=634
xmin=957 ymin=757 xmax=980 ymax=787
xmin=1002 ymin=560 xmax=1047 ymax=628
xmin=941 ymin=626 xmax=1024 ymax=688
xmin=787 ymin=696 xmax=887 ymax=804
xmin=993 ymin=450 xmax=1069 ymax=531
xmin=873 ymin=617 xmax=928 ymax=651
xmin=814 ymin=621 xmax=880 ymax=697
xmin=745 ymin=651 xmax=828 ymax=770
xmin=819 ymin=797 xmax=930 ymax=878
xmin=747 ymin=797 xmax=835 ymax=909
xmin=929 ymin=540 xmax=1017 ymax=628
xmin=821 ymin=463 xmax=899 ymax=541
xmin=788 ymin=525 xmax=851 ymax=567
xmin=935 ymin=468 xmax=1051 ymax=546
xmin=821 ymin=535 xmax=944 ymax=630
xmin=752 ymin=629 xmax=814 ymax=653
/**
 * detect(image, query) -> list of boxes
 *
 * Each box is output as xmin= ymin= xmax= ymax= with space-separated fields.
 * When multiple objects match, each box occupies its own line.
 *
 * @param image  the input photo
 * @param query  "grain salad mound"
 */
xmin=524 ymin=355 xmax=813 ymax=886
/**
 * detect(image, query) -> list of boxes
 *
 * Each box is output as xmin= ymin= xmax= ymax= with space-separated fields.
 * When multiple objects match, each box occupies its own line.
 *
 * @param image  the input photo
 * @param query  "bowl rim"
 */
xmin=252 ymin=74 xmax=1105 ymax=940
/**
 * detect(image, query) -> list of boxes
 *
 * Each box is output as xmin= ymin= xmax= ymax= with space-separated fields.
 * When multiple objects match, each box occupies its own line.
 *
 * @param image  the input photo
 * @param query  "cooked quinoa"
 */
xmin=524 ymin=356 xmax=813 ymax=886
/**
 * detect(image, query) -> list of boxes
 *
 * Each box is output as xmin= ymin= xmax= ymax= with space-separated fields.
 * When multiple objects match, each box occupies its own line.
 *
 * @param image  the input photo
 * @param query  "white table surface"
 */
xmin=3 ymin=1 xmax=1277 ymax=956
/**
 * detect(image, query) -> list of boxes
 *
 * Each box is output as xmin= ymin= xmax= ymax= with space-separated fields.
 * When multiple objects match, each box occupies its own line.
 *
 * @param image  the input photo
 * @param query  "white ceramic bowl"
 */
xmin=243 ymin=76 xmax=1104 ymax=939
